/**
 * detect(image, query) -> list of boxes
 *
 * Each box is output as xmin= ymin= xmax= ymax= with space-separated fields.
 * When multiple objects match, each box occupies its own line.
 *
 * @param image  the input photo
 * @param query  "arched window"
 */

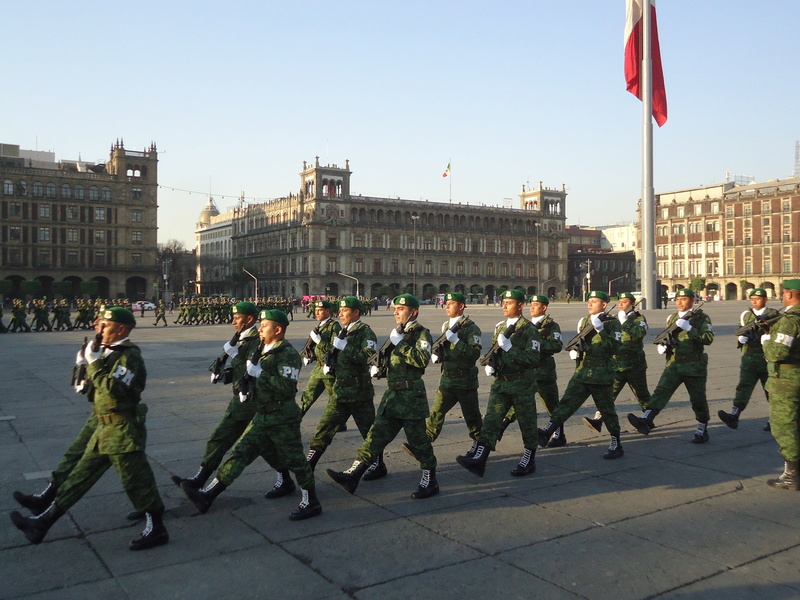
xmin=46 ymin=182 xmax=56 ymax=198
xmin=33 ymin=182 xmax=43 ymax=198
xmin=3 ymin=179 xmax=13 ymax=195
xmin=61 ymin=184 xmax=71 ymax=199
xmin=89 ymin=186 xmax=99 ymax=201
xmin=74 ymin=185 xmax=84 ymax=200
xmin=17 ymin=181 xmax=27 ymax=196
xmin=101 ymin=187 xmax=111 ymax=202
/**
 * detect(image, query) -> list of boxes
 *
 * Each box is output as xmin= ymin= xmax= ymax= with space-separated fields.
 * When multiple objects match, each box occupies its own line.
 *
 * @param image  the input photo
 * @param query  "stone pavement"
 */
xmin=1 ymin=302 xmax=798 ymax=599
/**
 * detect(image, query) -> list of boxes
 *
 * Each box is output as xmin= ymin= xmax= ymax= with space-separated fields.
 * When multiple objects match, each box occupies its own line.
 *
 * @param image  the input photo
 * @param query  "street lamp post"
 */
xmin=243 ymin=268 xmax=258 ymax=302
xmin=411 ymin=213 xmax=419 ymax=297
xmin=535 ymin=222 xmax=541 ymax=294
xmin=338 ymin=271 xmax=360 ymax=297
xmin=608 ymin=273 xmax=628 ymax=297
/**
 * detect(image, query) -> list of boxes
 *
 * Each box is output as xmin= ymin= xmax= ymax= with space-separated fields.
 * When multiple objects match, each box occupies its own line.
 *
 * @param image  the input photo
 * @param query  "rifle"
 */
xmin=209 ymin=331 xmax=241 ymax=384
xmin=735 ymin=307 xmax=785 ymax=347
xmin=368 ymin=324 xmax=406 ymax=380
xmin=322 ymin=327 xmax=348 ymax=377
xmin=479 ymin=321 xmax=519 ymax=372
xmin=431 ymin=317 xmax=473 ymax=363
xmin=72 ymin=333 xmax=102 ymax=394
xmin=652 ymin=301 xmax=706 ymax=354
xmin=564 ymin=303 xmax=617 ymax=361
xmin=237 ymin=338 xmax=265 ymax=402
xmin=300 ymin=326 xmax=321 ymax=362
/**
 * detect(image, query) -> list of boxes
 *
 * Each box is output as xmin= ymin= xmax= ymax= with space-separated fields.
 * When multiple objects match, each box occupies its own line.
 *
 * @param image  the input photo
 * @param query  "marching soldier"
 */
xmin=181 ymin=310 xmax=322 ymax=519
xmin=718 ymin=288 xmax=778 ymax=431
xmin=153 ymin=300 xmax=168 ymax=327
xmin=455 ymin=289 xmax=542 ymax=478
xmin=628 ymin=288 xmax=714 ymax=443
xmin=326 ymin=294 xmax=439 ymax=499
xmin=584 ymin=291 xmax=651 ymax=433
xmin=299 ymin=300 xmax=341 ymax=416
xmin=761 ymin=279 xmax=800 ymax=490
xmin=539 ymin=291 xmax=624 ymax=459
xmin=10 ymin=308 xmax=168 ymax=550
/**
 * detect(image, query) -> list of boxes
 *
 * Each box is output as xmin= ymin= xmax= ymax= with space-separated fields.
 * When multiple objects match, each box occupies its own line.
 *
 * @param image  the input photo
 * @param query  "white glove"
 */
xmin=618 ymin=311 xmax=628 ymax=324
xmin=761 ymin=334 xmax=771 ymax=346
xmin=497 ymin=333 xmax=512 ymax=352
xmin=569 ymin=349 xmax=579 ymax=360
xmin=389 ymin=329 xmax=403 ymax=345
xmin=657 ymin=344 xmax=668 ymax=355
xmin=245 ymin=360 xmax=262 ymax=378
xmin=76 ymin=349 xmax=88 ymax=366
xmin=239 ymin=392 xmax=248 ymax=403
xmin=445 ymin=329 xmax=459 ymax=344
xmin=676 ymin=319 xmax=692 ymax=331
xmin=84 ymin=340 xmax=102 ymax=364
xmin=738 ymin=335 xmax=749 ymax=345
xmin=223 ymin=341 xmax=239 ymax=358
xmin=370 ymin=365 xmax=380 ymax=377
xmin=302 ymin=356 xmax=311 ymax=366
xmin=333 ymin=337 xmax=348 ymax=351
xmin=323 ymin=365 xmax=332 ymax=375
xmin=431 ymin=353 xmax=440 ymax=364
xmin=484 ymin=365 xmax=496 ymax=376
xmin=309 ymin=331 xmax=322 ymax=344
xmin=590 ymin=314 xmax=604 ymax=330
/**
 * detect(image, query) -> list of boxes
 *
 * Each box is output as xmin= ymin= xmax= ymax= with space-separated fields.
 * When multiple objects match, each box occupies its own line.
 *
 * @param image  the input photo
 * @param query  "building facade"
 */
xmin=220 ymin=158 xmax=568 ymax=301
xmin=195 ymin=197 xmax=235 ymax=296
xmin=0 ymin=140 xmax=159 ymax=300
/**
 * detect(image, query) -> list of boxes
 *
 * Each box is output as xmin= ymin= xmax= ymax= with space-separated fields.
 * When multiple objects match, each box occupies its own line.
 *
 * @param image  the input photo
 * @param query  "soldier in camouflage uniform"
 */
xmin=306 ymin=297 xmax=380 ymax=476
xmin=628 ymin=288 xmax=715 ymax=443
xmin=10 ymin=308 xmax=168 ymax=550
xmin=327 ymin=294 xmax=439 ymax=499
xmin=9 ymin=299 xmax=30 ymax=332
xmin=761 ymin=279 xmax=800 ymax=490
xmin=719 ymin=287 xmax=779 ymax=431
xmin=153 ymin=300 xmax=168 ymax=327
xmin=299 ymin=301 xmax=341 ymax=416
xmin=182 ymin=309 xmax=322 ymax=520
xmin=456 ymin=289 xmax=542 ymax=478
xmin=539 ymin=291 xmax=624 ymax=459
xmin=584 ymin=292 xmax=650 ymax=434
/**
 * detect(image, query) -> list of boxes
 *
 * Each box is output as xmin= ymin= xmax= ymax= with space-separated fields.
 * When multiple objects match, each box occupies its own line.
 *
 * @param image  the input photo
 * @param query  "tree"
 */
xmin=53 ymin=281 xmax=73 ymax=298
xmin=689 ymin=277 xmax=706 ymax=292
xmin=80 ymin=281 xmax=99 ymax=297
xmin=21 ymin=280 xmax=42 ymax=298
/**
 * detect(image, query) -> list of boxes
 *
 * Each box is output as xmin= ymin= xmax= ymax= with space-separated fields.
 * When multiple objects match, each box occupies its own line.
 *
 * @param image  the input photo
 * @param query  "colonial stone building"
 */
xmin=0 ymin=140 xmax=159 ymax=300
xmin=224 ymin=158 xmax=568 ymax=301
xmin=195 ymin=197 xmax=234 ymax=296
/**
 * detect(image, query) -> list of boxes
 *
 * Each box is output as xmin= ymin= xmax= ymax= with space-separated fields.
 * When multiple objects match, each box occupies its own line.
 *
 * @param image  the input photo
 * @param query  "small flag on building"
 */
xmin=442 ymin=162 xmax=451 ymax=178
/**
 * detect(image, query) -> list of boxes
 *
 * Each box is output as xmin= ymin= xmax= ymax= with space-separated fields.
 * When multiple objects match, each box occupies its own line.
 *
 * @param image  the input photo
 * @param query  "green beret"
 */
xmin=445 ymin=292 xmax=467 ymax=304
xmin=259 ymin=309 xmax=289 ymax=327
xmin=527 ymin=294 xmax=549 ymax=305
xmin=339 ymin=296 xmax=364 ymax=311
xmin=749 ymin=288 xmax=767 ymax=298
xmin=618 ymin=292 xmax=636 ymax=300
xmin=675 ymin=288 xmax=695 ymax=298
xmin=501 ymin=289 xmax=525 ymax=302
xmin=102 ymin=307 xmax=136 ymax=327
xmin=232 ymin=301 xmax=259 ymax=316
xmin=588 ymin=290 xmax=610 ymax=302
xmin=393 ymin=294 xmax=419 ymax=309
xmin=783 ymin=279 xmax=800 ymax=291
xmin=314 ymin=300 xmax=334 ymax=310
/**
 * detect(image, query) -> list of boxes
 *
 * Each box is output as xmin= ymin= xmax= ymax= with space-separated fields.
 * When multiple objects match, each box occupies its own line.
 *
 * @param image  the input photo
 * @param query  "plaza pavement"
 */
xmin=1 ymin=301 xmax=798 ymax=600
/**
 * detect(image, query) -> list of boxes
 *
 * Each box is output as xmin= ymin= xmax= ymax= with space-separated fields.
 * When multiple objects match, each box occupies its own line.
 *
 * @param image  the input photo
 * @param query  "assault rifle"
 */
xmin=368 ymin=324 xmax=406 ymax=380
xmin=652 ymin=301 xmax=706 ymax=354
xmin=322 ymin=328 xmax=348 ymax=377
xmin=479 ymin=321 xmax=518 ymax=373
xmin=564 ymin=303 xmax=617 ymax=361
xmin=237 ymin=338 xmax=265 ymax=402
xmin=72 ymin=333 xmax=102 ymax=394
xmin=431 ymin=317 xmax=473 ymax=363
xmin=300 ymin=326 xmax=321 ymax=362
xmin=209 ymin=331 xmax=241 ymax=384
xmin=735 ymin=307 xmax=785 ymax=347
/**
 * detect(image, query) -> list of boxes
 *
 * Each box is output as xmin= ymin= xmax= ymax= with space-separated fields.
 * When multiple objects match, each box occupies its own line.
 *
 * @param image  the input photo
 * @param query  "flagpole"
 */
xmin=449 ymin=158 xmax=452 ymax=203
xmin=641 ymin=0 xmax=657 ymax=308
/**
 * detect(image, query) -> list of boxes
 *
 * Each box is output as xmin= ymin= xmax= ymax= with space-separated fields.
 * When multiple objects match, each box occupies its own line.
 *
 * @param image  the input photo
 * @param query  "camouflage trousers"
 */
xmin=647 ymin=364 xmax=710 ymax=423
xmin=310 ymin=397 xmax=375 ymax=451
xmin=503 ymin=378 xmax=559 ymax=424
xmin=612 ymin=367 xmax=652 ymax=409
xmin=300 ymin=365 xmax=335 ymax=416
xmin=426 ymin=385 xmax=482 ymax=442
xmin=218 ymin=402 xmax=315 ymax=490
xmin=358 ymin=414 xmax=436 ymax=470
xmin=551 ymin=377 xmax=620 ymax=436
xmin=50 ymin=414 xmax=98 ymax=488
xmin=766 ymin=367 xmax=800 ymax=461
xmin=479 ymin=379 xmax=539 ymax=451
xmin=734 ymin=353 xmax=769 ymax=409
xmin=154 ymin=314 xmax=168 ymax=326
xmin=55 ymin=447 xmax=163 ymax=513
xmin=202 ymin=412 xmax=256 ymax=471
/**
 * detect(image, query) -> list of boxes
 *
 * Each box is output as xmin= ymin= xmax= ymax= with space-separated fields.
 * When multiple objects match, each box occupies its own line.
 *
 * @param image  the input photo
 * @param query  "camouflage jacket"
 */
xmin=763 ymin=305 xmax=800 ymax=370
xmin=490 ymin=316 xmax=541 ymax=380
xmin=253 ymin=340 xmax=301 ymax=415
xmin=659 ymin=309 xmax=714 ymax=376
xmin=312 ymin=317 xmax=342 ymax=365
xmin=572 ymin=314 xmax=622 ymax=385
xmin=615 ymin=310 xmax=648 ymax=371
xmin=377 ymin=321 xmax=432 ymax=420
xmin=229 ymin=325 xmax=263 ymax=419
xmin=437 ymin=315 xmax=482 ymax=390
xmin=333 ymin=320 xmax=377 ymax=402
xmin=739 ymin=307 xmax=780 ymax=355
xmin=531 ymin=314 xmax=562 ymax=382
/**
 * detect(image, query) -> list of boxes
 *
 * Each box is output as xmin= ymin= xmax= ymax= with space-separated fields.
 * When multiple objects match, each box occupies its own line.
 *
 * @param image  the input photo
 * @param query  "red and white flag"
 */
xmin=442 ymin=162 xmax=451 ymax=178
xmin=624 ymin=0 xmax=668 ymax=127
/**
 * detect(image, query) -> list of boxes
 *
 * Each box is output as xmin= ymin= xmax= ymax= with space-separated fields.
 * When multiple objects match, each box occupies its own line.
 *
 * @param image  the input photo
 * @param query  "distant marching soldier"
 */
xmin=153 ymin=300 xmax=168 ymax=327
xmin=628 ymin=288 xmax=714 ymax=443
xmin=718 ymin=287 xmax=779 ymax=431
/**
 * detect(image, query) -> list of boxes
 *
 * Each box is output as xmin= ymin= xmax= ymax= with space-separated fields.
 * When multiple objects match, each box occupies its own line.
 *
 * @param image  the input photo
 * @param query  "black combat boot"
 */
xmin=510 ymin=447 xmax=536 ymax=476
xmin=496 ymin=418 xmax=512 ymax=442
xmin=129 ymin=505 xmax=169 ymax=551
xmin=627 ymin=409 xmax=658 ymax=436
xmin=583 ymin=410 xmax=603 ymax=433
xmin=290 ymin=488 xmax=323 ymax=520
xmin=181 ymin=477 xmax=227 ymax=514
xmin=13 ymin=482 xmax=57 ymax=516
xmin=764 ymin=422 xmax=771 ymax=432
xmin=326 ymin=460 xmax=369 ymax=495
xmin=264 ymin=469 xmax=296 ymax=499
xmin=690 ymin=422 xmax=709 ymax=444
xmin=603 ymin=435 xmax=624 ymax=459
xmin=767 ymin=461 xmax=800 ymax=491
xmin=362 ymin=453 xmax=388 ymax=481
xmin=547 ymin=426 xmax=567 ymax=448
xmin=718 ymin=406 xmax=741 ymax=430
xmin=306 ymin=448 xmax=324 ymax=471
xmin=537 ymin=422 xmax=558 ymax=448
xmin=10 ymin=501 xmax=65 ymax=545
xmin=171 ymin=463 xmax=212 ymax=490
xmin=464 ymin=439 xmax=479 ymax=458
xmin=411 ymin=468 xmax=439 ymax=499
xmin=456 ymin=443 xmax=490 ymax=477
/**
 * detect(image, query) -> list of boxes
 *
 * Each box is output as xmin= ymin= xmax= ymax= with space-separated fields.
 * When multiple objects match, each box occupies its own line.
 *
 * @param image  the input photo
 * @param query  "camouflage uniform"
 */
xmin=612 ymin=308 xmax=651 ymax=407
xmin=734 ymin=307 xmax=779 ymax=411
xmin=153 ymin=302 xmax=168 ymax=326
xmin=299 ymin=317 xmax=341 ymax=415
xmin=763 ymin=305 xmax=800 ymax=462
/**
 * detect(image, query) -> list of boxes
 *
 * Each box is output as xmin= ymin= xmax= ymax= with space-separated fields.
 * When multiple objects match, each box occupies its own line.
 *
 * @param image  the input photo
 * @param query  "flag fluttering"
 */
xmin=624 ymin=0 xmax=668 ymax=127
xmin=442 ymin=162 xmax=451 ymax=178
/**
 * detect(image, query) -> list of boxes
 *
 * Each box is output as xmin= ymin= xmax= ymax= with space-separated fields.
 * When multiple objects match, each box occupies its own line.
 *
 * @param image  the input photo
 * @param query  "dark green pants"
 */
xmin=300 ymin=365 xmax=335 ymax=415
xmin=551 ymin=378 xmax=620 ymax=436
xmin=647 ymin=364 xmax=709 ymax=423
xmin=310 ymin=398 xmax=375 ymax=451
xmin=427 ymin=385 xmax=482 ymax=442
xmin=612 ymin=367 xmax=652 ymax=409
xmin=734 ymin=353 xmax=769 ymax=409
xmin=480 ymin=379 xmax=539 ymax=450
xmin=504 ymin=378 xmax=559 ymax=423
xmin=51 ymin=414 xmax=97 ymax=488
xmin=359 ymin=414 xmax=436 ymax=470
xmin=766 ymin=373 xmax=800 ymax=461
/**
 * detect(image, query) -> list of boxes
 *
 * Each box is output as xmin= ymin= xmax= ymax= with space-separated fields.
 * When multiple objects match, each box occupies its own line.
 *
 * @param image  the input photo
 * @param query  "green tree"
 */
xmin=21 ymin=280 xmax=42 ymax=298
xmin=689 ymin=277 xmax=706 ymax=292
xmin=80 ymin=281 xmax=99 ymax=297
xmin=53 ymin=281 xmax=73 ymax=297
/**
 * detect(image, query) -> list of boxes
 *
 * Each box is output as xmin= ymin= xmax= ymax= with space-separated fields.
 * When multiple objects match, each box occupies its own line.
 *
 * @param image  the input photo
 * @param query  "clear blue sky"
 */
xmin=5 ymin=1 xmax=799 ymax=247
